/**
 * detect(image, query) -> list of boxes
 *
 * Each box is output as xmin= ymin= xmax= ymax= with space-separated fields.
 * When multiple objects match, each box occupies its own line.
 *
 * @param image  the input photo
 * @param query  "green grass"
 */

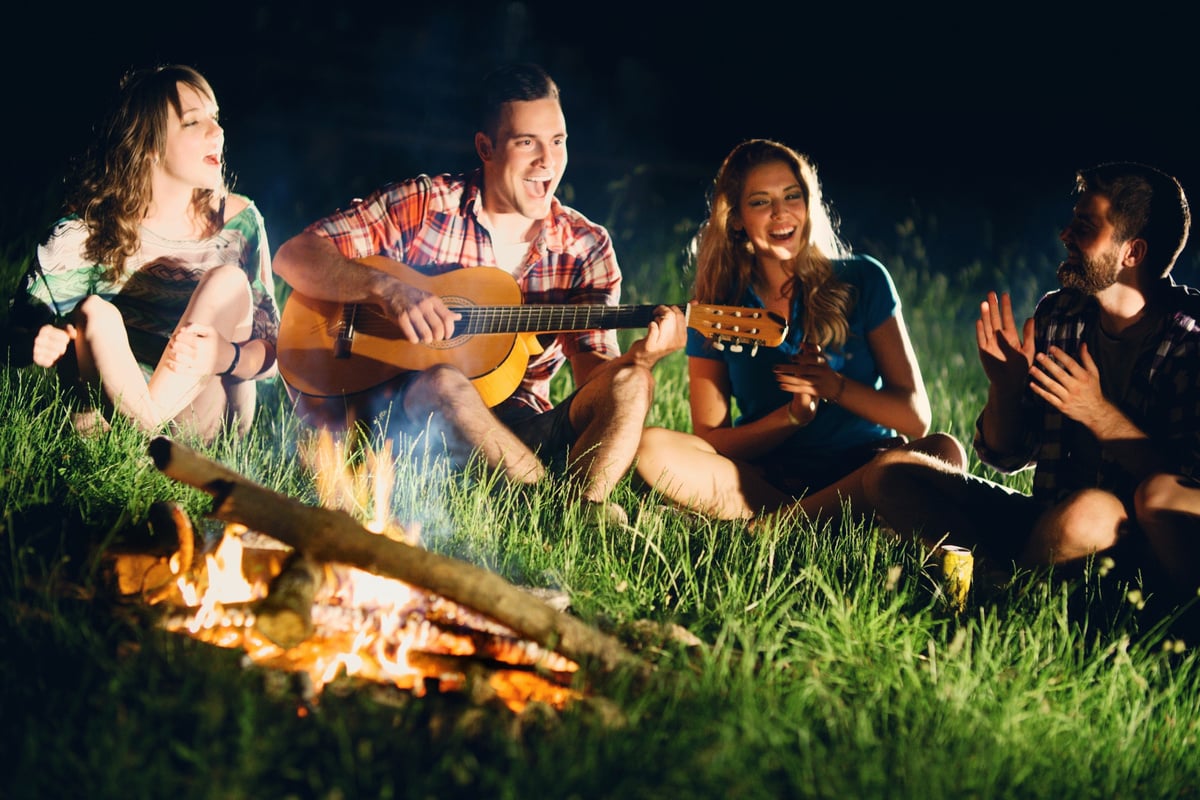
xmin=3 ymin=198 xmax=1200 ymax=799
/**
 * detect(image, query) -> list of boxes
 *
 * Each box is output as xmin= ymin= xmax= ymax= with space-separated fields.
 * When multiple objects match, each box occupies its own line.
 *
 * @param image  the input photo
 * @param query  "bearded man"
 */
xmin=862 ymin=162 xmax=1200 ymax=601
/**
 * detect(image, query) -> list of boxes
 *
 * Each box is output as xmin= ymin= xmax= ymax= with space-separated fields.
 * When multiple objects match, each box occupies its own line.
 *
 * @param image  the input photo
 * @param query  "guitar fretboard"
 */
xmin=450 ymin=304 xmax=669 ymax=334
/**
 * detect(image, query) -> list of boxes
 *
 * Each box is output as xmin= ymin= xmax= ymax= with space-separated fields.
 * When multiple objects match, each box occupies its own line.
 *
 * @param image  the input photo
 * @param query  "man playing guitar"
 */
xmin=273 ymin=62 xmax=686 ymax=527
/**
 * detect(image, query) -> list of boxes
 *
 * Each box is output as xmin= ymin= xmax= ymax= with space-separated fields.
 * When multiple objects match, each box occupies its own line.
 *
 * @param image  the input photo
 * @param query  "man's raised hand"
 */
xmin=976 ymin=291 xmax=1035 ymax=392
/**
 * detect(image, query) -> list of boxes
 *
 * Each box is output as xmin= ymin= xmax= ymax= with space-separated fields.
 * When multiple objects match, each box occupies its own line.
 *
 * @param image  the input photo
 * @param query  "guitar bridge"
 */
xmin=334 ymin=306 xmax=357 ymax=359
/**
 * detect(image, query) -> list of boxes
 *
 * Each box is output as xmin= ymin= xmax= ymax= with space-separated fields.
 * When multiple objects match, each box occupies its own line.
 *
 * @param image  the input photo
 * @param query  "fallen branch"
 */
xmin=148 ymin=436 xmax=647 ymax=677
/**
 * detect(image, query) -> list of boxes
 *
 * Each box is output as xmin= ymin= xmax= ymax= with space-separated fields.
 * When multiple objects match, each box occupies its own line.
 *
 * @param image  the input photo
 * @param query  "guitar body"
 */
xmin=278 ymin=255 xmax=788 ymax=411
xmin=278 ymin=257 xmax=538 ymax=406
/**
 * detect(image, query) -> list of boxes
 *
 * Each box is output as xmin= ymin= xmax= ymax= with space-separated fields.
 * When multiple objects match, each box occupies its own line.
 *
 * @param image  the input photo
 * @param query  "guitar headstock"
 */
xmin=685 ymin=303 xmax=788 ymax=356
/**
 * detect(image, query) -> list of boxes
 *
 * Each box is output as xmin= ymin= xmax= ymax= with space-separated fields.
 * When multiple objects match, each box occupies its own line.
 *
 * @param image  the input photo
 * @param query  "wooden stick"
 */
xmin=253 ymin=553 xmax=325 ymax=649
xmin=148 ymin=436 xmax=646 ymax=676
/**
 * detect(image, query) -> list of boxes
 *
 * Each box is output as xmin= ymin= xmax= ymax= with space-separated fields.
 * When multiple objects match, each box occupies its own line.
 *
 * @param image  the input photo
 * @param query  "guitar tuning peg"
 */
xmin=750 ymin=343 xmax=759 ymax=357
xmin=712 ymin=340 xmax=725 ymax=351
xmin=729 ymin=343 xmax=744 ymax=353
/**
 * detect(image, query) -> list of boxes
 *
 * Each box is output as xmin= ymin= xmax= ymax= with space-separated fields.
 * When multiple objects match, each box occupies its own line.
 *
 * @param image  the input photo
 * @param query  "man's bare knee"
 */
xmin=1032 ymin=489 xmax=1126 ymax=563
xmin=409 ymin=364 xmax=476 ymax=403
xmin=1135 ymin=473 xmax=1190 ymax=521
xmin=610 ymin=363 xmax=654 ymax=405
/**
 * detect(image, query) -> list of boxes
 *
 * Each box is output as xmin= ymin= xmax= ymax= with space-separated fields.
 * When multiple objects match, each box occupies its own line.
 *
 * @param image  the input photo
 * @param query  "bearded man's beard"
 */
xmin=1057 ymin=247 xmax=1121 ymax=294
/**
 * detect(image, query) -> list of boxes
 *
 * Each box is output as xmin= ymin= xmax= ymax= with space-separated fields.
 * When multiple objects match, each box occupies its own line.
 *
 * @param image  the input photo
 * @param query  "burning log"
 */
xmin=148 ymin=436 xmax=647 ymax=678
xmin=254 ymin=552 xmax=325 ymax=649
xmin=106 ymin=501 xmax=201 ymax=605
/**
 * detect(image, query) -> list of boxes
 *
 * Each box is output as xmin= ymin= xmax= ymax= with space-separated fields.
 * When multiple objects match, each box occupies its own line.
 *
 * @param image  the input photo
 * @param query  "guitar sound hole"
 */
xmin=425 ymin=295 xmax=475 ymax=349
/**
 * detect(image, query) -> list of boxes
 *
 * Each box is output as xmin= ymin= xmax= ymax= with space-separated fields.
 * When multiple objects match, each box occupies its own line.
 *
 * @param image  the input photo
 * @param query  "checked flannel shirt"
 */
xmin=306 ymin=170 xmax=622 ymax=413
xmin=974 ymin=279 xmax=1200 ymax=509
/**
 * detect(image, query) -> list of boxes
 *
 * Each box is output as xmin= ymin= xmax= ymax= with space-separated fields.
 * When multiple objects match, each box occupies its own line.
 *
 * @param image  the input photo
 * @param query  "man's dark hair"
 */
xmin=1076 ymin=162 xmax=1191 ymax=278
xmin=478 ymin=63 xmax=560 ymax=141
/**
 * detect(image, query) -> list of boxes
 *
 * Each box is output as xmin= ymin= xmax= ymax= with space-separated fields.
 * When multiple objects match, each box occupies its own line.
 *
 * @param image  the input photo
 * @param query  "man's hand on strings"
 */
xmin=379 ymin=280 xmax=461 ymax=343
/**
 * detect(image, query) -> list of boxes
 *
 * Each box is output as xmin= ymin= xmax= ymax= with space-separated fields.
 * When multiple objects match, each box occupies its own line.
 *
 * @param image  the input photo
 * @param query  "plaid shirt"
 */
xmin=307 ymin=171 xmax=622 ymax=412
xmin=975 ymin=280 xmax=1200 ymax=507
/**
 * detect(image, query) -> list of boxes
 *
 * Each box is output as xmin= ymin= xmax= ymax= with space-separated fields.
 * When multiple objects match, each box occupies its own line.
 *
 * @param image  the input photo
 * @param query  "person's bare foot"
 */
xmin=72 ymin=409 xmax=111 ymax=437
xmin=577 ymin=500 xmax=630 ymax=532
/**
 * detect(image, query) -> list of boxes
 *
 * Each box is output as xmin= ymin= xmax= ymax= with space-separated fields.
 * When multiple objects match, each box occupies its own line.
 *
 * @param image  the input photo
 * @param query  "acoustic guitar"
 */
xmin=277 ymin=256 xmax=788 ymax=407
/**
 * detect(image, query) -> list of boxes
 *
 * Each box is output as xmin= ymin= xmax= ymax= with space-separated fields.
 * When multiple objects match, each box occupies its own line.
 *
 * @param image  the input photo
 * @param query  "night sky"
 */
xmin=7 ymin=3 xmax=1197 ymax=278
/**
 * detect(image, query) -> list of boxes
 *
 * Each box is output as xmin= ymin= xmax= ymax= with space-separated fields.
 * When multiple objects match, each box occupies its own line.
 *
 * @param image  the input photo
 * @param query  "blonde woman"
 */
xmin=16 ymin=64 xmax=278 ymax=440
xmin=635 ymin=139 xmax=964 ymax=524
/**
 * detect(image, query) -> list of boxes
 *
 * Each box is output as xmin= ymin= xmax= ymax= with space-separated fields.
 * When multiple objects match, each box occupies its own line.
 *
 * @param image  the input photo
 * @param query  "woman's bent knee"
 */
xmin=637 ymin=426 xmax=673 ymax=452
xmin=195 ymin=263 xmax=250 ymax=293
xmin=74 ymin=295 xmax=124 ymax=331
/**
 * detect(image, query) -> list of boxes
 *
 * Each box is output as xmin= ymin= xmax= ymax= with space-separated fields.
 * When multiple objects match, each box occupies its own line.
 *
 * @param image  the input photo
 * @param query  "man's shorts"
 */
xmin=492 ymin=392 xmax=580 ymax=471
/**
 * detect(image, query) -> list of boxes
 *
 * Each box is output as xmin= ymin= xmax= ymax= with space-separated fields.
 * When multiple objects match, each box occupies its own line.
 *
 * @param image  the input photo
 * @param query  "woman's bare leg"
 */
xmin=71 ymin=296 xmax=164 ymax=430
xmin=861 ymin=441 xmax=1034 ymax=559
xmin=634 ymin=427 xmax=791 ymax=519
xmin=223 ymin=375 xmax=258 ymax=437
xmin=149 ymin=264 xmax=254 ymax=431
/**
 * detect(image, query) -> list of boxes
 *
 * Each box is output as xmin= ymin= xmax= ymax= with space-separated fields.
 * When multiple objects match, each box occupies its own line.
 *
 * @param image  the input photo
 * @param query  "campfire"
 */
xmin=102 ymin=436 xmax=646 ymax=715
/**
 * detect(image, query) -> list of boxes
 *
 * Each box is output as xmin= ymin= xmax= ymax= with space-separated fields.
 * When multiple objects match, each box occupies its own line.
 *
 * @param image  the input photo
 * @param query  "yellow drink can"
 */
xmin=941 ymin=545 xmax=973 ymax=612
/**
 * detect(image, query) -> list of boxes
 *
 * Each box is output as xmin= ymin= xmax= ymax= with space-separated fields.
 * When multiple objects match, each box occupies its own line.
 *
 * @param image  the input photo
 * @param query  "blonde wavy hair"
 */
xmin=692 ymin=139 xmax=854 ymax=350
xmin=66 ymin=64 xmax=227 ymax=282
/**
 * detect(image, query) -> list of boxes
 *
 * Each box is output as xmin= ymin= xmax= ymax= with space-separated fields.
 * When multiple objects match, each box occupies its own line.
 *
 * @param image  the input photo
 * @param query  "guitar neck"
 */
xmin=450 ymin=304 xmax=671 ymax=335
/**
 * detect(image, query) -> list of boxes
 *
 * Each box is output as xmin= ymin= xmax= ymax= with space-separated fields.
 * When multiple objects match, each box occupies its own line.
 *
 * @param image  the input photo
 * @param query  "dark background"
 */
xmin=6 ymin=2 xmax=1197 ymax=287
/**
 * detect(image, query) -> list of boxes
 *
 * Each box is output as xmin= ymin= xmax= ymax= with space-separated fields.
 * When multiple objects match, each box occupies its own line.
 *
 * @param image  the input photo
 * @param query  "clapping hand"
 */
xmin=1030 ymin=343 xmax=1113 ymax=429
xmin=976 ymin=291 xmax=1035 ymax=393
xmin=774 ymin=342 xmax=839 ymax=402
